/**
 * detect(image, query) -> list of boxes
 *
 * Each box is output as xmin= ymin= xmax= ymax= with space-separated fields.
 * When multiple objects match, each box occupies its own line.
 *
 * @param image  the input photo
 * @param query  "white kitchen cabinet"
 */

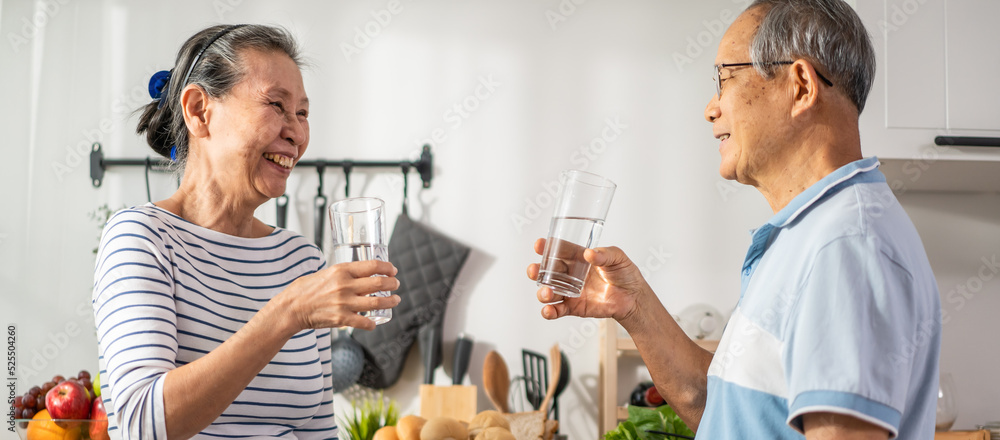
xmin=855 ymin=0 xmax=1000 ymax=177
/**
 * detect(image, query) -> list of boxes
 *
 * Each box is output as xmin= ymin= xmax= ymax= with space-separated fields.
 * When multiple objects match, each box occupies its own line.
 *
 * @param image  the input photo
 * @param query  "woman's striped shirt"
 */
xmin=93 ymin=204 xmax=336 ymax=440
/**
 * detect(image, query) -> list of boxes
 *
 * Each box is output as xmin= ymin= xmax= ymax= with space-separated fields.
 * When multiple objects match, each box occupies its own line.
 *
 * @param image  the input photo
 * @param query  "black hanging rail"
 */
xmin=89 ymin=142 xmax=434 ymax=188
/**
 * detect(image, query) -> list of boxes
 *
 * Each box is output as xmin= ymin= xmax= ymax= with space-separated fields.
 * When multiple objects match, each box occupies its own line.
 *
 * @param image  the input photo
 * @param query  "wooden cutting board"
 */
xmin=419 ymin=384 xmax=478 ymax=422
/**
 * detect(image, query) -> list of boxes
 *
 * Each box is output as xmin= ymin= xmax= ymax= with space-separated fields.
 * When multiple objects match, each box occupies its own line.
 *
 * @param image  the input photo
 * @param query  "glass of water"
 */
xmin=329 ymin=197 xmax=392 ymax=325
xmin=537 ymin=170 xmax=616 ymax=297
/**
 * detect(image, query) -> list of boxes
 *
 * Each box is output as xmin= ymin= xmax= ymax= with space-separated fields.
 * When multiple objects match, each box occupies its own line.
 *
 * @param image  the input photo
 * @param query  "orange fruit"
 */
xmin=25 ymin=410 xmax=82 ymax=440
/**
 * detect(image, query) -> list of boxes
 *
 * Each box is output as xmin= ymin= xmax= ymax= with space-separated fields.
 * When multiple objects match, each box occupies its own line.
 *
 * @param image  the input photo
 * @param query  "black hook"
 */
xmin=342 ymin=161 xmax=353 ymax=198
xmin=314 ymin=162 xmax=328 ymax=250
xmin=275 ymin=194 xmax=289 ymax=229
xmin=401 ymin=162 xmax=410 ymax=216
xmin=315 ymin=160 xmax=326 ymax=196
xmin=417 ymin=144 xmax=433 ymax=189
xmin=144 ymin=157 xmax=152 ymax=203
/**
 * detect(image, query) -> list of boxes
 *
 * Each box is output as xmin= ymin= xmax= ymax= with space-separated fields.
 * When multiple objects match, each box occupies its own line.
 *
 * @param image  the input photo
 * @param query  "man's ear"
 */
xmin=180 ymin=84 xmax=211 ymax=139
xmin=789 ymin=59 xmax=821 ymax=118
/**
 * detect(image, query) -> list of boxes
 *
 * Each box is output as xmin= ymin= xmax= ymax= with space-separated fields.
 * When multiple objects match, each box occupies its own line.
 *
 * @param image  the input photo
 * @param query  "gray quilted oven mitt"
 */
xmin=352 ymin=213 xmax=470 ymax=389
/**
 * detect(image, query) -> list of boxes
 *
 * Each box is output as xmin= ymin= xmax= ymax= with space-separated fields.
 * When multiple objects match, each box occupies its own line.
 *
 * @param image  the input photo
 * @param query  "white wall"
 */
xmin=895 ymin=192 xmax=1000 ymax=429
xmin=1 ymin=1 xmax=996 ymax=438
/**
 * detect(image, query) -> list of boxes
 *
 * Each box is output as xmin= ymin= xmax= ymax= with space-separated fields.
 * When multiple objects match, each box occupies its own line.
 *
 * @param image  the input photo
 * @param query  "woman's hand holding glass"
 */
xmin=282 ymin=260 xmax=400 ymax=331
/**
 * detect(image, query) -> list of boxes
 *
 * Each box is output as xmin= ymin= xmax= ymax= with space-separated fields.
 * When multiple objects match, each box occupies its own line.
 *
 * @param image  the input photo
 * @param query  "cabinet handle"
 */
xmin=934 ymin=136 xmax=1000 ymax=147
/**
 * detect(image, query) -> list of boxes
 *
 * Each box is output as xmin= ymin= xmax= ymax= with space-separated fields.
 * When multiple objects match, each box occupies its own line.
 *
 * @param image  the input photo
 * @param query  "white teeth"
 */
xmin=720 ymin=134 xmax=730 ymax=141
xmin=264 ymin=153 xmax=293 ymax=169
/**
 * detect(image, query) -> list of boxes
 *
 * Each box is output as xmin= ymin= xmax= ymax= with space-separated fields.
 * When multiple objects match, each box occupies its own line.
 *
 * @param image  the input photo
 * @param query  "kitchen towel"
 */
xmin=352 ymin=213 xmax=470 ymax=389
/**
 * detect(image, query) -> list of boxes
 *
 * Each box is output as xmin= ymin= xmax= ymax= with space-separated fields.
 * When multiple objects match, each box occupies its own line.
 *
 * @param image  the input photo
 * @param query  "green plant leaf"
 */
xmin=603 ymin=404 xmax=695 ymax=440
xmin=336 ymin=391 xmax=399 ymax=440
xmin=627 ymin=405 xmax=664 ymax=439
xmin=656 ymin=405 xmax=695 ymax=437
xmin=604 ymin=421 xmax=642 ymax=440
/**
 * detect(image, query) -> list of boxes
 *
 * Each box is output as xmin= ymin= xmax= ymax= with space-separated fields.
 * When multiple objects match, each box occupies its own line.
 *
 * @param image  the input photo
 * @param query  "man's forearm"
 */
xmin=619 ymin=289 xmax=714 ymax=431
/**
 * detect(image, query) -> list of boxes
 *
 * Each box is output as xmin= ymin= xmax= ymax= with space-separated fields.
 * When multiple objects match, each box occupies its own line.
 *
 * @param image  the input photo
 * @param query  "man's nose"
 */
xmin=705 ymin=94 xmax=720 ymax=123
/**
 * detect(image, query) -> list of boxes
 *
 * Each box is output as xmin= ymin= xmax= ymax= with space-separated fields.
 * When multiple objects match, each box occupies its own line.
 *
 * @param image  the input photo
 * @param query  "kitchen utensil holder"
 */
xmin=89 ymin=142 xmax=434 ymax=189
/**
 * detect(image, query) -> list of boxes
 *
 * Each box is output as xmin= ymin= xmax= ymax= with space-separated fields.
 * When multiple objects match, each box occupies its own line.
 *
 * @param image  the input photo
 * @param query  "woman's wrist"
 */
xmin=259 ymin=288 xmax=302 ymax=339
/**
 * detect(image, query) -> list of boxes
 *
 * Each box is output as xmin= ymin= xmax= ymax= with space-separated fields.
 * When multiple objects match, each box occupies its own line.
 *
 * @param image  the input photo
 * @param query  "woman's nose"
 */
xmin=283 ymin=114 xmax=307 ymax=146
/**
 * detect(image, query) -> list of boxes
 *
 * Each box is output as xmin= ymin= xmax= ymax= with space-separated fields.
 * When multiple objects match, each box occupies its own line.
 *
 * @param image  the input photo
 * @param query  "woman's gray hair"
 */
xmin=136 ymin=24 xmax=303 ymax=169
xmin=747 ymin=0 xmax=875 ymax=114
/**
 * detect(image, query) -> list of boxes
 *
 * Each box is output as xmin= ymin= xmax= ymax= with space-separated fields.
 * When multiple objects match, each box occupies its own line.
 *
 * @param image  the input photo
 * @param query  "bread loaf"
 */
xmin=469 ymin=410 xmax=511 ymax=437
xmin=503 ymin=412 xmax=545 ymax=440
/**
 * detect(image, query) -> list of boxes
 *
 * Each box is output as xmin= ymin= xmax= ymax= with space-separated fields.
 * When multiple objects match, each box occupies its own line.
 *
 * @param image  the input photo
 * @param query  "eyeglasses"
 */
xmin=714 ymin=61 xmax=834 ymax=97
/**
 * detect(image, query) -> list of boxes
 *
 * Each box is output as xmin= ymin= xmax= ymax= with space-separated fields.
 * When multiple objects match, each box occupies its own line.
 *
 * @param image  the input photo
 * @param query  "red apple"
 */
xmin=645 ymin=385 xmax=665 ymax=406
xmin=44 ymin=380 xmax=91 ymax=420
xmin=90 ymin=398 xmax=111 ymax=440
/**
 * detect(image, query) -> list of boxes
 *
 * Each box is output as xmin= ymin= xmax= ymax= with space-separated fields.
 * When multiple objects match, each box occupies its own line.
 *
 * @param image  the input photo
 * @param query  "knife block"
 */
xmin=419 ymin=384 xmax=478 ymax=422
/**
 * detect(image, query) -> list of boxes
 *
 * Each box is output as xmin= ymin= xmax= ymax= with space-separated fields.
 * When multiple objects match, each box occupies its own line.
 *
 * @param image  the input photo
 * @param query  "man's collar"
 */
xmin=764 ymin=157 xmax=884 ymax=230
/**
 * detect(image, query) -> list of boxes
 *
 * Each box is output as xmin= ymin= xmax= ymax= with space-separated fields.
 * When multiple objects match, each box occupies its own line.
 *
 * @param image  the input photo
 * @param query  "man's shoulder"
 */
xmin=788 ymin=179 xmax=914 ymax=246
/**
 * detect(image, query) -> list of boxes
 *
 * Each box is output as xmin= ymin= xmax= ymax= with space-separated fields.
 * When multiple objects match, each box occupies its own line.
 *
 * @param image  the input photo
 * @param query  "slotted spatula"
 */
xmin=522 ymin=349 xmax=548 ymax=410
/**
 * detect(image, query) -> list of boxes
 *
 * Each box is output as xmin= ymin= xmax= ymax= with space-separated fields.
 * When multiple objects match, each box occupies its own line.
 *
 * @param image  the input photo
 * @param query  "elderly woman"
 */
xmin=93 ymin=24 xmax=400 ymax=439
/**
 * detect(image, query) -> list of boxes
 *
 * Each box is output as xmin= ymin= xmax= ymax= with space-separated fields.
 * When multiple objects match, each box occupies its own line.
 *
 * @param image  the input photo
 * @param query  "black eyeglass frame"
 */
xmin=714 ymin=61 xmax=834 ymax=97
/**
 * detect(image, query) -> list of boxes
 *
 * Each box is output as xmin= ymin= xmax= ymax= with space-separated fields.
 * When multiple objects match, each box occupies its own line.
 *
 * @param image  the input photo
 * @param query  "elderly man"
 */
xmin=529 ymin=0 xmax=941 ymax=438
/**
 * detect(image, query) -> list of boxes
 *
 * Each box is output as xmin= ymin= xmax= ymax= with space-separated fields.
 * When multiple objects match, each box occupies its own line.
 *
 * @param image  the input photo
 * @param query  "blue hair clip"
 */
xmin=170 ymin=145 xmax=178 ymax=162
xmin=149 ymin=70 xmax=172 ymax=108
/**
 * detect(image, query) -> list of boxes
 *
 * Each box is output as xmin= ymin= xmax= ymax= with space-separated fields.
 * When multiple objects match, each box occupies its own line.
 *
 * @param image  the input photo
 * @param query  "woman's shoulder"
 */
xmin=266 ymin=227 xmax=324 ymax=258
xmin=102 ymin=204 xmax=324 ymax=260
xmin=102 ymin=204 xmax=174 ymax=238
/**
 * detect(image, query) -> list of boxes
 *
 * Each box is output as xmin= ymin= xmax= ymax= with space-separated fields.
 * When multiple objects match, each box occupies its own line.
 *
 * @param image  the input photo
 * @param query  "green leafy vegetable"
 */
xmin=603 ymin=405 xmax=695 ymax=440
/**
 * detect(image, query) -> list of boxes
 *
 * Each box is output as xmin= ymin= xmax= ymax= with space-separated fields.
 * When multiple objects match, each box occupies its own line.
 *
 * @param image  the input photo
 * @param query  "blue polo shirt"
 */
xmin=695 ymin=157 xmax=941 ymax=439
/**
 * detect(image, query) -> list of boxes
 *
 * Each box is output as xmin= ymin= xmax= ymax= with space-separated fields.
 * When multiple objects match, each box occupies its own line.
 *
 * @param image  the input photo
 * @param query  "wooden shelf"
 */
xmin=616 ymin=337 xmax=718 ymax=353
xmin=599 ymin=319 xmax=719 ymax=434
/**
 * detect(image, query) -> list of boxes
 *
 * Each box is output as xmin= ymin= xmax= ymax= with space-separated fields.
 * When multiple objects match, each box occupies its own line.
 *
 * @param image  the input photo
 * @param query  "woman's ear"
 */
xmin=180 ymin=84 xmax=211 ymax=139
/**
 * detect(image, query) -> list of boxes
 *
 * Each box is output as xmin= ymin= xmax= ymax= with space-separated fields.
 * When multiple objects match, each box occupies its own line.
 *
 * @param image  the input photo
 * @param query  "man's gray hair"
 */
xmin=748 ymin=0 xmax=876 ymax=114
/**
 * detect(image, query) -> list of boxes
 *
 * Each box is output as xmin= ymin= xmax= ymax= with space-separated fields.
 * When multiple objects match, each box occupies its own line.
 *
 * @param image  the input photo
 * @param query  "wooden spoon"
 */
xmin=483 ymin=350 xmax=510 ymax=413
xmin=539 ymin=343 xmax=561 ymax=416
